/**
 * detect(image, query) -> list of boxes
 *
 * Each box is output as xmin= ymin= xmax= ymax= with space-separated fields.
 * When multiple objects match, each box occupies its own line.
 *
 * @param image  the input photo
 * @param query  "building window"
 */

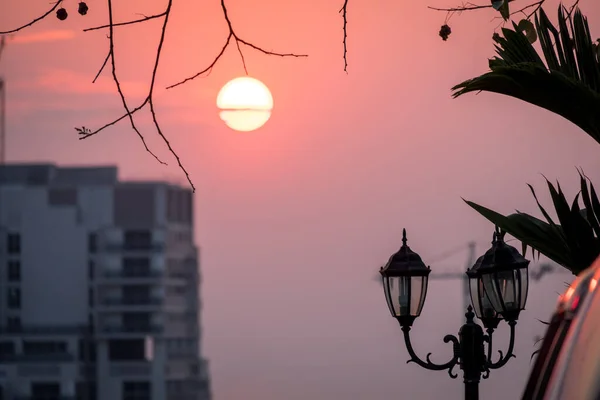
xmin=88 ymin=288 xmax=94 ymax=307
xmin=109 ymin=339 xmax=147 ymax=361
xmin=122 ymin=258 xmax=151 ymax=277
xmin=7 ymin=233 xmax=20 ymax=254
xmin=122 ymin=312 xmax=151 ymax=332
xmin=88 ymin=260 xmax=95 ymax=280
xmin=7 ymin=261 xmax=20 ymax=281
xmin=6 ymin=317 xmax=20 ymax=332
xmin=122 ymin=285 xmax=151 ymax=305
xmin=0 ymin=341 xmax=16 ymax=361
xmin=23 ymin=341 xmax=67 ymax=356
xmin=48 ymin=187 xmax=77 ymax=206
xmin=76 ymin=382 xmax=97 ymax=400
xmin=7 ymin=288 xmax=20 ymax=309
xmin=122 ymin=381 xmax=151 ymax=400
xmin=78 ymin=339 xmax=97 ymax=362
xmin=88 ymin=233 xmax=97 ymax=254
xmin=31 ymin=382 xmax=60 ymax=400
xmin=124 ymin=230 xmax=152 ymax=250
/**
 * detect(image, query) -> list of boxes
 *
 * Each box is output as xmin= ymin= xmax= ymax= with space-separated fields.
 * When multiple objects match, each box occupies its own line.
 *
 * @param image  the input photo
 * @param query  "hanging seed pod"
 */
xmin=439 ymin=24 xmax=452 ymax=41
xmin=78 ymin=2 xmax=89 ymax=16
xmin=56 ymin=8 xmax=68 ymax=20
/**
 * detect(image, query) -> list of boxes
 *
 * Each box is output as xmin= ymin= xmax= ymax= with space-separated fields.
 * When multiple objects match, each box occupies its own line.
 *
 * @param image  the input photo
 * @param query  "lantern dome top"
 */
xmin=380 ymin=229 xmax=431 ymax=278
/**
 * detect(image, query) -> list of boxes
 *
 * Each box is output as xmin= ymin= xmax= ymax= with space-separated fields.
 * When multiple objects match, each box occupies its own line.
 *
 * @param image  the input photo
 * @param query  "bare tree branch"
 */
xmin=103 ymin=0 xmax=167 ymax=167
xmin=428 ymin=0 xmax=548 ymax=22
xmin=340 ymin=0 xmax=349 ymax=73
xmin=1 ymin=0 xmax=308 ymax=191
xmin=93 ymin=50 xmax=111 ymax=83
xmin=167 ymin=0 xmax=307 ymax=90
xmin=83 ymin=11 xmax=167 ymax=32
xmin=429 ymin=1 xmax=510 ymax=13
xmin=0 ymin=0 xmax=64 ymax=34
xmin=512 ymin=0 xmax=545 ymax=18
xmin=145 ymin=1 xmax=195 ymax=192
xmin=77 ymin=0 xmax=196 ymax=191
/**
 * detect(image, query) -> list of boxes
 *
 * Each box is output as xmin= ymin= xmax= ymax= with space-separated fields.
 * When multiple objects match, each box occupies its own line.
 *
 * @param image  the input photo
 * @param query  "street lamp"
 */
xmin=380 ymin=228 xmax=530 ymax=400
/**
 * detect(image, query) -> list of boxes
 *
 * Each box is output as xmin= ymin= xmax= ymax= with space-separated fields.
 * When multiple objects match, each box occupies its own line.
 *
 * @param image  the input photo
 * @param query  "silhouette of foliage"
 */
xmin=456 ymin=5 xmax=600 ymax=275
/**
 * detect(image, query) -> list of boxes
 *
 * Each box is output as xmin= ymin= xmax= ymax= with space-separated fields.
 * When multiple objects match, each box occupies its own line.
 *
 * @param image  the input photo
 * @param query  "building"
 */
xmin=0 ymin=163 xmax=211 ymax=400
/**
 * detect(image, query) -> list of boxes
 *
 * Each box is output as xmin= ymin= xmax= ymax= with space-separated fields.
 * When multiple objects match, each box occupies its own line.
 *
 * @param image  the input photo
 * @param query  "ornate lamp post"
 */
xmin=380 ymin=228 xmax=530 ymax=400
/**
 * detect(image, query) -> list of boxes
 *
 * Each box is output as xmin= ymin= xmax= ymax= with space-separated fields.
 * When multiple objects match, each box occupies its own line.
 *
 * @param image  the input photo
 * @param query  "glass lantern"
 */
xmin=478 ymin=231 xmax=530 ymax=322
xmin=380 ymin=229 xmax=431 ymax=327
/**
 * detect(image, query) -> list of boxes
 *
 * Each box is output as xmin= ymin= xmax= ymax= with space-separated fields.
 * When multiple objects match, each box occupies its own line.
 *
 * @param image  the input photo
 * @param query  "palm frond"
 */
xmin=464 ymin=173 xmax=600 ymax=275
xmin=452 ymin=6 xmax=600 ymax=144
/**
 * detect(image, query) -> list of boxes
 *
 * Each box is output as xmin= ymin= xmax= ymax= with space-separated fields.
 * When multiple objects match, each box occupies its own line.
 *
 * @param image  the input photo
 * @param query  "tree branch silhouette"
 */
xmin=428 ymin=0 xmax=580 ymax=40
xmin=1 ymin=0 xmax=583 ymax=190
xmin=1 ymin=0 xmax=308 ymax=191
xmin=166 ymin=0 xmax=307 ymax=90
xmin=340 ymin=0 xmax=349 ymax=72
xmin=0 ymin=0 xmax=65 ymax=34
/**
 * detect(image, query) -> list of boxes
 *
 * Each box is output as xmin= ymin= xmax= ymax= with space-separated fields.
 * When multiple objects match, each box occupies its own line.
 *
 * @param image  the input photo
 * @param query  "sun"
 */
xmin=216 ymin=77 xmax=273 ymax=132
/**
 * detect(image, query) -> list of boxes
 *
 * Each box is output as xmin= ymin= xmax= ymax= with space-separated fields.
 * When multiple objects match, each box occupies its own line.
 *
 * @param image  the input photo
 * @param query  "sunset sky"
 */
xmin=2 ymin=0 xmax=600 ymax=399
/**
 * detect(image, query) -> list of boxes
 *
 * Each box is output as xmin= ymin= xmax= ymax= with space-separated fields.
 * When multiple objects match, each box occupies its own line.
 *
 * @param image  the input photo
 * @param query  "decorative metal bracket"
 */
xmin=481 ymin=320 xmax=517 ymax=379
xmin=401 ymin=325 xmax=461 ymax=379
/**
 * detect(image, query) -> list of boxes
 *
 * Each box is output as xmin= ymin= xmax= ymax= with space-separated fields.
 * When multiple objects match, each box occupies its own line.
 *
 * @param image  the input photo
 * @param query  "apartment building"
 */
xmin=0 ymin=164 xmax=211 ymax=400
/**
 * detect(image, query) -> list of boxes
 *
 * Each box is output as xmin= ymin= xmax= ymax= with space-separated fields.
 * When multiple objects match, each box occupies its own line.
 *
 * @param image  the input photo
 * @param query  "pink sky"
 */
xmin=2 ymin=0 xmax=600 ymax=399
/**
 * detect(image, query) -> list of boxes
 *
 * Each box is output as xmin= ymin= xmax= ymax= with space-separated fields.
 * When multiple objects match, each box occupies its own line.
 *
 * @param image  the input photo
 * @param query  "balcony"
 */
xmin=0 ymin=325 xmax=90 ymax=336
xmin=101 ymin=243 xmax=165 ymax=253
xmin=12 ymin=395 xmax=76 ymax=400
xmin=98 ymin=324 xmax=163 ymax=335
xmin=99 ymin=297 xmax=163 ymax=307
xmin=103 ymin=270 xmax=163 ymax=278
xmin=110 ymin=361 xmax=152 ymax=377
xmin=95 ymin=270 xmax=170 ymax=288
xmin=3 ymin=353 xmax=76 ymax=363
xmin=14 ymin=397 xmax=76 ymax=400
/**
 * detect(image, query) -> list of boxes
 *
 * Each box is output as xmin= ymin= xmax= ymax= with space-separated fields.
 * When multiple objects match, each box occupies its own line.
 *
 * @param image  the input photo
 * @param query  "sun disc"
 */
xmin=217 ymin=77 xmax=273 ymax=132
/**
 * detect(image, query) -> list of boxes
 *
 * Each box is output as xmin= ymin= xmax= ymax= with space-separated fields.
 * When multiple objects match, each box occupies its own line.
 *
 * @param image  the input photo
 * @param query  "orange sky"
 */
xmin=2 ymin=0 xmax=600 ymax=399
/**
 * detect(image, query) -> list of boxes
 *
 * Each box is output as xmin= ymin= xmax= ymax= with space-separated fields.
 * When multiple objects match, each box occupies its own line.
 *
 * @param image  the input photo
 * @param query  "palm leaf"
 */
xmin=463 ymin=199 xmax=572 ymax=267
xmin=578 ymin=170 xmax=600 ymax=237
xmin=452 ymin=6 xmax=600 ymax=144
xmin=464 ymin=174 xmax=600 ymax=275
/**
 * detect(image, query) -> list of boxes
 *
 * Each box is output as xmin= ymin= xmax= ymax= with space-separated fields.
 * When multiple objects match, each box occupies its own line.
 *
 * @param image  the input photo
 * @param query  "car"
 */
xmin=522 ymin=258 xmax=600 ymax=400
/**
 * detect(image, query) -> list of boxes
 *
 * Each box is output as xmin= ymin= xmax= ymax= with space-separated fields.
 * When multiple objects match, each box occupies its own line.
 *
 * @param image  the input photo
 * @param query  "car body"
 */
xmin=522 ymin=258 xmax=600 ymax=400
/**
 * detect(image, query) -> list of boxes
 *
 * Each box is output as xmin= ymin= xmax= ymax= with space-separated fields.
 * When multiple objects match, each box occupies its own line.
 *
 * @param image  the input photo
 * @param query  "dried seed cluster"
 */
xmin=56 ymin=2 xmax=89 ymax=20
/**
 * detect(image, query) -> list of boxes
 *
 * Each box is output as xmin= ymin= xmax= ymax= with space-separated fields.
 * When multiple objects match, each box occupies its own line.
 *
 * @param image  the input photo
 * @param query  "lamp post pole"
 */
xmin=380 ymin=228 xmax=528 ymax=400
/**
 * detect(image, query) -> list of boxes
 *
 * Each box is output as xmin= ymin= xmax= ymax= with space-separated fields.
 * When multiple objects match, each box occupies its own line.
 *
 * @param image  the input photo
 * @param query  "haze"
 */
xmin=1 ymin=0 xmax=599 ymax=399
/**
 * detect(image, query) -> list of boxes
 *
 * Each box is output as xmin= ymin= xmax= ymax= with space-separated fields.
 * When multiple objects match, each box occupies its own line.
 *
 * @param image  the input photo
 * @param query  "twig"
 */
xmin=513 ymin=0 xmax=545 ymax=19
xmin=433 ymin=0 xmax=579 ymax=39
xmin=80 ymin=0 xmax=195 ymax=191
xmin=79 ymin=99 xmax=149 ymax=139
xmin=104 ymin=0 xmax=167 ymax=167
xmin=93 ymin=50 xmax=111 ymax=83
xmin=429 ymin=0 xmax=550 ymax=24
xmin=340 ymin=0 xmax=349 ymax=73
xmin=145 ymin=1 xmax=195 ymax=192
xmin=428 ymin=0 xmax=515 ymax=13
xmin=0 ymin=0 xmax=64 ymax=34
xmin=167 ymin=0 xmax=307 ymax=90
xmin=83 ymin=11 xmax=167 ymax=32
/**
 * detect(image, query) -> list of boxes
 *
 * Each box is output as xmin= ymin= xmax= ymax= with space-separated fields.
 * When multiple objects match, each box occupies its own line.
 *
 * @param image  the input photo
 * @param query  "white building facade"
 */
xmin=0 ymin=164 xmax=211 ymax=400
